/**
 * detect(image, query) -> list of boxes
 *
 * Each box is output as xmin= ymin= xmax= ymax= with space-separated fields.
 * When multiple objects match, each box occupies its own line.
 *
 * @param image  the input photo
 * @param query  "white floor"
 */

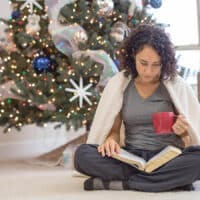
xmin=0 ymin=161 xmax=200 ymax=200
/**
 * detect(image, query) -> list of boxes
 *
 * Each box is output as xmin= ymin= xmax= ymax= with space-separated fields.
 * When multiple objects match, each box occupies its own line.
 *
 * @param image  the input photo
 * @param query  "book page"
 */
xmin=145 ymin=146 xmax=182 ymax=173
xmin=111 ymin=149 xmax=146 ymax=170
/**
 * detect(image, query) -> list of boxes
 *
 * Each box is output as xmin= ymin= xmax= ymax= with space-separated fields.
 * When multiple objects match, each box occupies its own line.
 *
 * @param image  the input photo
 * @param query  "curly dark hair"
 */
xmin=119 ymin=24 xmax=178 ymax=80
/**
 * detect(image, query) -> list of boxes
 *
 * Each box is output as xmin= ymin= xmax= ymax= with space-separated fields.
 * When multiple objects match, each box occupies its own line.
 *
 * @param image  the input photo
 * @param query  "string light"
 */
xmin=38 ymin=90 xmax=42 ymax=95
xmin=81 ymin=62 xmax=84 ymax=66
xmin=11 ymin=65 xmax=17 ymax=69
xmin=82 ymin=120 xmax=87 ymax=125
xmin=43 ymin=123 xmax=47 ymax=127
xmin=27 ymin=118 xmax=32 ymax=123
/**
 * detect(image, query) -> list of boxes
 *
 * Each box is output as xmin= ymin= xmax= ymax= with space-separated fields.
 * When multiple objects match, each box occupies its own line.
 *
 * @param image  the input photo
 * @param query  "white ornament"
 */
xmin=65 ymin=77 xmax=92 ymax=108
xmin=26 ymin=14 xmax=41 ymax=34
xmin=17 ymin=0 xmax=43 ymax=13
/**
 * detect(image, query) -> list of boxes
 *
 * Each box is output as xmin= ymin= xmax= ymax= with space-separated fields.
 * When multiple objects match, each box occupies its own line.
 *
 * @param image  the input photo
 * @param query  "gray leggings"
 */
xmin=74 ymin=144 xmax=200 ymax=192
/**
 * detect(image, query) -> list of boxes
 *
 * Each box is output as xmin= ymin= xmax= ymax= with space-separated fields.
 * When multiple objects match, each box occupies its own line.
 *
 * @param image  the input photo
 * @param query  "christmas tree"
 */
xmin=0 ymin=0 xmax=162 ymax=133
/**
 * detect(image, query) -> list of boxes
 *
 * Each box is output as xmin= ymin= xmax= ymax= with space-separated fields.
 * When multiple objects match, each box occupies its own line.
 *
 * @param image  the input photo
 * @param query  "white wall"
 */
xmin=0 ymin=0 xmax=11 ymax=19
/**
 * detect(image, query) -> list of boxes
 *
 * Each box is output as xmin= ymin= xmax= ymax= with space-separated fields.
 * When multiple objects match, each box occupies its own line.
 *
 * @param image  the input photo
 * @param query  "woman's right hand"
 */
xmin=97 ymin=137 xmax=120 ymax=157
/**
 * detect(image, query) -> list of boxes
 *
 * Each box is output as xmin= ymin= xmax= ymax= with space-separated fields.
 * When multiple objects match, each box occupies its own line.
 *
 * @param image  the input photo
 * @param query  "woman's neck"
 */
xmin=134 ymin=77 xmax=160 ymax=86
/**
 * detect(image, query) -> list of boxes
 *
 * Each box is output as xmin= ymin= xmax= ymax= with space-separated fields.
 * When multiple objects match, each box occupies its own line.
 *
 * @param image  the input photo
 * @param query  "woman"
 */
xmin=74 ymin=24 xmax=200 ymax=192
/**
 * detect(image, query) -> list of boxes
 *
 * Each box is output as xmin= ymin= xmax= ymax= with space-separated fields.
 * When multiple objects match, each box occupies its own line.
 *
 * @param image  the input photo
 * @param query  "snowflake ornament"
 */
xmin=65 ymin=77 xmax=93 ymax=108
xmin=17 ymin=0 xmax=42 ymax=13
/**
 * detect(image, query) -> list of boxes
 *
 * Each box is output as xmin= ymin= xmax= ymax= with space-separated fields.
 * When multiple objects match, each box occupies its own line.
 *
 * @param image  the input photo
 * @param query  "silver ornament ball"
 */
xmin=110 ymin=22 xmax=130 ymax=42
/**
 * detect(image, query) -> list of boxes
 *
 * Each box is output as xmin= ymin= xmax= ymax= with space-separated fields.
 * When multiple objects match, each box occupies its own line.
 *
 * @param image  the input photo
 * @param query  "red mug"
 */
xmin=152 ymin=112 xmax=176 ymax=134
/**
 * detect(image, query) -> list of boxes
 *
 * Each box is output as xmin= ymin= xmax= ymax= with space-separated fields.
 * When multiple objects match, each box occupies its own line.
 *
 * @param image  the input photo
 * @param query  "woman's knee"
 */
xmin=184 ymin=145 xmax=200 ymax=153
xmin=74 ymin=144 xmax=96 ymax=171
xmin=182 ymin=145 xmax=200 ymax=167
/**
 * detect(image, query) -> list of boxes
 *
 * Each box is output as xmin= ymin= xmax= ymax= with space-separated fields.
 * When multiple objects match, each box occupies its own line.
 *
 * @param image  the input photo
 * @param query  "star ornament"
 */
xmin=65 ymin=77 xmax=93 ymax=108
xmin=17 ymin=0 xmax=43 ymax=13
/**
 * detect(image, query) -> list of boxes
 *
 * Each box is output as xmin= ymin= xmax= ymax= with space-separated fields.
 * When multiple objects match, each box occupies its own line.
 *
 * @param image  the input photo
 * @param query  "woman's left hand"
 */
xmin=172 ymin=114 xmax=189 ymax=136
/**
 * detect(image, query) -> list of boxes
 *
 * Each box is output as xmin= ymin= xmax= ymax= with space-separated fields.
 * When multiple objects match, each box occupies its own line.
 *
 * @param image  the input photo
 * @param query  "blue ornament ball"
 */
xmin=33 ymin=56 xmax=55 ymax=73
xmin=12 ymin=11 xmax=20 ymax=19
xmin=150 ymin=0 xmax=162 ymax=8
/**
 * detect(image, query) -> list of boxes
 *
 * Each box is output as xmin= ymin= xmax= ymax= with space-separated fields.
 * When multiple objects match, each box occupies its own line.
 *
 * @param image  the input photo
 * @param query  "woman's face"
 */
xmin=135 ymin=45 xmax=162 ymax=84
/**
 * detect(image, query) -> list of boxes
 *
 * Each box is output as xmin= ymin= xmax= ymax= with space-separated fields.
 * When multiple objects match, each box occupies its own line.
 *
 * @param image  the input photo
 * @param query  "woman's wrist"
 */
xmin=107 ymin=133 xmax=119 ymax=143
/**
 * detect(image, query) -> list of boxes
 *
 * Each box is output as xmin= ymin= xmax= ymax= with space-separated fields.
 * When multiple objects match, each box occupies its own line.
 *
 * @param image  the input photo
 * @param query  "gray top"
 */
xmin=122 ymin=80 xmax=184 ymax=150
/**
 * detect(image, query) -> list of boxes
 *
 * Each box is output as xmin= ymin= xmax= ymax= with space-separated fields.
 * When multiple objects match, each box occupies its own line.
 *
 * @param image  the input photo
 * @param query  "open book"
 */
xmin=111 ymin=145 xmax=182 ymax=173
